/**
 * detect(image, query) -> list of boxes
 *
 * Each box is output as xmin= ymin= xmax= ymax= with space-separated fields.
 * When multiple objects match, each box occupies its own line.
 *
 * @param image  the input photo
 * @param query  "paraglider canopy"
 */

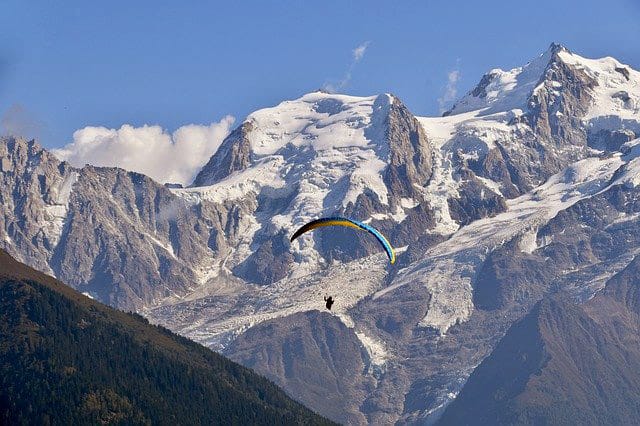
xmin=290 ymin=217 xmax=396 ymax=264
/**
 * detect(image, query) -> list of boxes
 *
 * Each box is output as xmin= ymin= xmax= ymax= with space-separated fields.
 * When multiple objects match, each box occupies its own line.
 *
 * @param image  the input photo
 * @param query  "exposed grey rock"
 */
xmin=0 ymin=136 xmax=242 ymax=310
xmin=447 ymin=44 xmax=600 ymax=199
xmin=472 ymin=239 xmax=553 ymax=310
xmin=444 ymin=71 xmax=500 ymax=118
xmin=225 ymin=311 xmax=374 ymax=425
xmin=383 ymin=95 xmax=433 ymax=203
xmin=589 ymin=128 xmax=636 ymax=151
xmin=192 ymin=121 xmax=254 ymax=186
xmin=439 ymin=261 xmax=640 ymax=425
xmin=391 ymin=203 xmax=438 ymax=245
xmin=467 ymin=147 xmax=520 ymax=198
xmin=233 ymin=230 xmax=293 ymax=285
xmin=526 ymin=46 xmax=596 ymax=144
xmin=473 ymin=183 xmax=640 ymax=312
xmin=501 ymin=49 xmax=595 ymax=191
xmin=0 ymin=136 xmax=76 ymax=272
xmin=50 ymin=166 xmax=201 ymax=309
xmin=601 ymin=254 xmax=640 ymax=314
xmin=471 ymin=71 xmax=500 ymax=99
xmin=447 ymin=168 xmax=507 ymax=226
xmin=615 ymin=66 xmax=631 ymax=81
xmin=164 ymin=182 xmax=183 ymax=189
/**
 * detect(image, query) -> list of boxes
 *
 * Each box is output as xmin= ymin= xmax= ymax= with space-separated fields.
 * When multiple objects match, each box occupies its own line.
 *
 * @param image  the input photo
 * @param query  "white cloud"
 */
xmin=438 ymin=69 xmax=461 ymax=114
xmin=52 ymin=116 xmax=235 ymax=186
xmin=323 ymin=41 xmax=371 ymax=93
xmin=352 ymin=41 xmax=370 ymax=62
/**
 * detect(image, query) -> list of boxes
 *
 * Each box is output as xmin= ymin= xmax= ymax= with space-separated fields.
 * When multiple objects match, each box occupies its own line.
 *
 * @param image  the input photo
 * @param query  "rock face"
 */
xmin=444 ymin=44 xmax=600 ymax=197
xmin=384 ymin=96 xmax=433 ymax=202
xmin=192 ymin=122 xmax=254 ymax=186
xmin=233 ymin=230 xmax=294 ymax=285
xmin=0 ymin=136 xmax=244 ymax=310
xmin=226 ymin=311 xmax=374 ymax=425
xmin=447 ymin=169 xmax=508 ymax=226
xmin=50 ymin=166 xmax=206 ymax=309
xmin=0 ymin=138 xmax=78 ymax=273
xmin=439 ymin=260 xmax=640 ymax=425
xmin=3 ymin=44 xmax=640 ymax=424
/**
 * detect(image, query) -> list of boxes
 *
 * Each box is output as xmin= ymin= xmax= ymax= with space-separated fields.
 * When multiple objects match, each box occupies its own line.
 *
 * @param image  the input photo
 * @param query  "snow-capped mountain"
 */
xmin=185 ymin=91 xmax=436 ymax=284
xmin=1 ymin=43 xmax=640 ymax=424
xmin=148 ymin=44 xmax=640 ymax=424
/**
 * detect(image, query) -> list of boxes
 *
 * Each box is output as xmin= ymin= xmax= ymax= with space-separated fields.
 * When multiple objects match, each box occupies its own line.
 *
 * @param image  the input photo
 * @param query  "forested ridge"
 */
xmin=0 ymin=250 xmax=333 ymax=425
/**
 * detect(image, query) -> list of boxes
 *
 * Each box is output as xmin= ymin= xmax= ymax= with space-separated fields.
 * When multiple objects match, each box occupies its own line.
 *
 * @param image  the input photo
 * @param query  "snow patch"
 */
xmin=147 ymin=233 xmax=176 ymax=258
xmin=355 ymin=331 xmax=388 ymax=367
xmin=518 ymin=228 xmax=540 ymax=254
xmin=244 ymin=92 xmax=390 ymax=211
xmin=43 ymin=171 xmax=78 ymax=247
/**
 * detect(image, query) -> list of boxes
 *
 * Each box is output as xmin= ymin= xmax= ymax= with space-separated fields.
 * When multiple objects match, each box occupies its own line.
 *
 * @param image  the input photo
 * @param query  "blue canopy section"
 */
xmin=350 ymin=219 xmax=396 ymax=264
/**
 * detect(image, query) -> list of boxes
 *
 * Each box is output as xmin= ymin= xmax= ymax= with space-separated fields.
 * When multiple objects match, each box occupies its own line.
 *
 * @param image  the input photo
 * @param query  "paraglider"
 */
xmin=290 ymin=217 xmax=396 ymax=264
xmin=324 ymin=296 xmax=334 ymax=310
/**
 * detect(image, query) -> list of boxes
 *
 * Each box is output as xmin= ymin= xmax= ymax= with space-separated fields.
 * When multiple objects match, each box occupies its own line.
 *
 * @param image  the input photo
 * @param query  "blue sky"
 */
xmin=1 ymin=0 xmax=639 ymax=149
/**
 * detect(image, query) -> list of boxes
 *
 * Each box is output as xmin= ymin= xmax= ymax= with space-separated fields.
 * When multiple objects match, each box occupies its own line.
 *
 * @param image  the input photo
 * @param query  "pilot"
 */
xmin=324 ymin=295 xmax=334 ymax=311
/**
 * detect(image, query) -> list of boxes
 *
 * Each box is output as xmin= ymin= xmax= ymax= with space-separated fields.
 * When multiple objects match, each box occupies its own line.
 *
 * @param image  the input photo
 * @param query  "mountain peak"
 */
xmin=547 ymin=41 xmax=569 ymax=55
xmin=443 ymin=45 xmax=558 ymax=116
xmin=1 ymin=135 xmax=44 ymax=156
xmin=192 ymin=91 xmax=391 ymax=187
xmin=442 ymin=43 xmax=637 ymax=118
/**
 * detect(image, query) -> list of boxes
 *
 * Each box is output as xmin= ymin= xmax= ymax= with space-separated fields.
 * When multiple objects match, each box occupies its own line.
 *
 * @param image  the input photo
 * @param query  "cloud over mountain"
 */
xmin=438 ymin=69 xmax=460 ymax=114
xmin=53 ymin=116 xmax=234 ymax=185
xmin=323 ymin=41 xmax=371 ymax=93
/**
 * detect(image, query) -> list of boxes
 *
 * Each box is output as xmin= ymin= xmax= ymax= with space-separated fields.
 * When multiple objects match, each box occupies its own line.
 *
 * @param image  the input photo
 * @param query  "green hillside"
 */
xmin=0 ymin=250 xmax=334 ymax=425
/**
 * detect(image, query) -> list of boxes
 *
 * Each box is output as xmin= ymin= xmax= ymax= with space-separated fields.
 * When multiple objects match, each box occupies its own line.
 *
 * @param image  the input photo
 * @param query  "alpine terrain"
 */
xmin=1 ymin=43 xmax=640 ymax=424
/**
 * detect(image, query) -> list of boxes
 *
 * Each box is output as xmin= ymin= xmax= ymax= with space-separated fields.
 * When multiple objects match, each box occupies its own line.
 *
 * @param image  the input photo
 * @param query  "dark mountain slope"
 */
xmin=226 ymin=310 xmax=375 ymax=425
xmin=0 ymin=249 xmax=333 ymax=425
xmin=438 ymin=257 xmax=640 ymax=425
